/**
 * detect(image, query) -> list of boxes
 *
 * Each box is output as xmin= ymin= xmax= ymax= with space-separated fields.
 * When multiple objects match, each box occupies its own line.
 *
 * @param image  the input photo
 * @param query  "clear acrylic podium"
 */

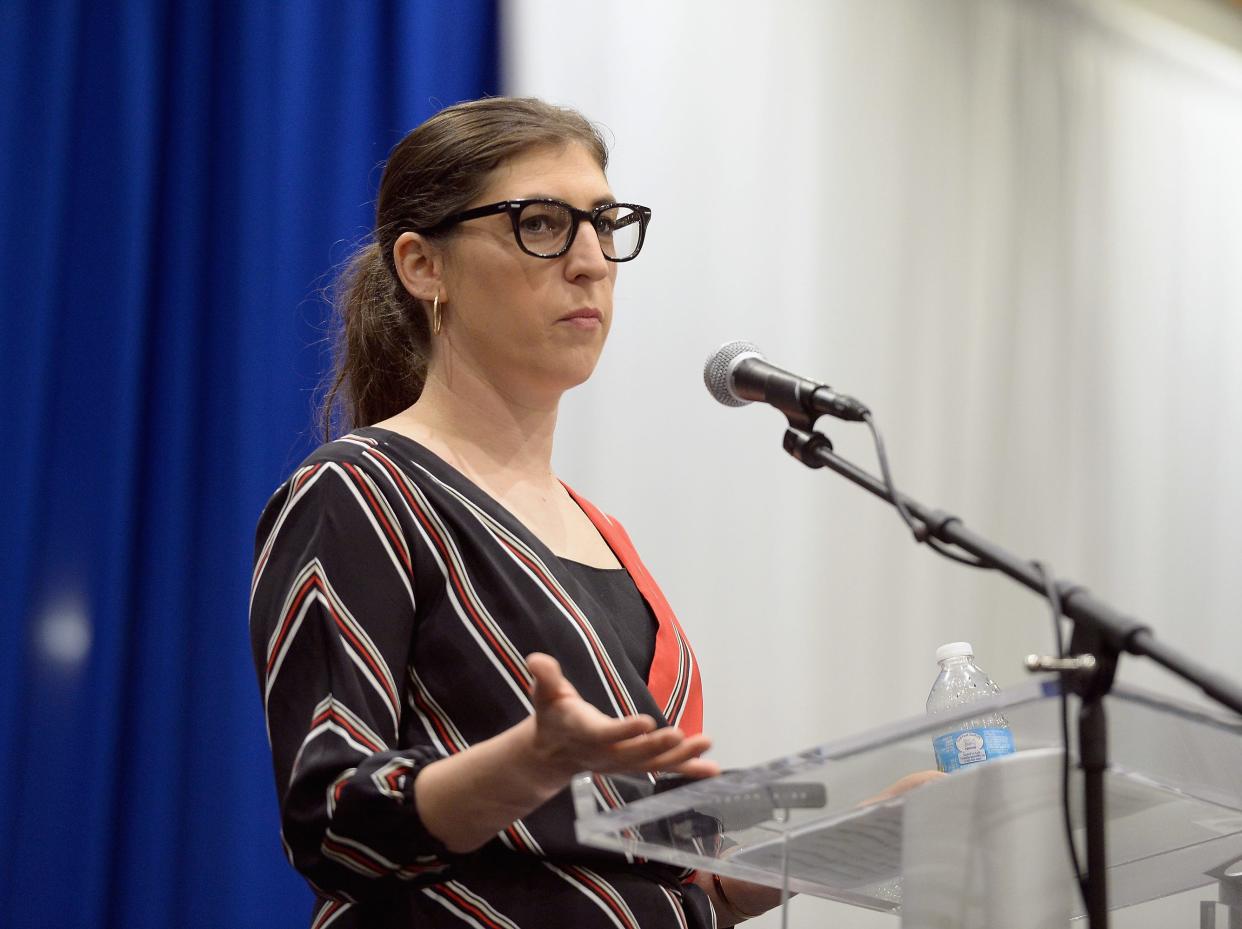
xmin=572 ymin=680 xmax=1242 ymax=926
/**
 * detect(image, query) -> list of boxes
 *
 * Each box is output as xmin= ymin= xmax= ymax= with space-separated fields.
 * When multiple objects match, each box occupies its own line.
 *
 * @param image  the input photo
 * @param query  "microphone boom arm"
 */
xmin=781 ymin=425 xmax=1242 ymax=714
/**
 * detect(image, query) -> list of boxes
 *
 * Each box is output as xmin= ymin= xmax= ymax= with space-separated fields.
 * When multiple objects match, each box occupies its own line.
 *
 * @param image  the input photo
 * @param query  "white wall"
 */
xmin=504 ymin=1 xmax=1242 ymax=925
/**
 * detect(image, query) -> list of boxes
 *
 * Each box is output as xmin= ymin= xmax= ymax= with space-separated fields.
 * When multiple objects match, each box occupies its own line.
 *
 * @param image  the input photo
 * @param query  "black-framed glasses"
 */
xmin=424 ymin=199 xmax=652 ymax=262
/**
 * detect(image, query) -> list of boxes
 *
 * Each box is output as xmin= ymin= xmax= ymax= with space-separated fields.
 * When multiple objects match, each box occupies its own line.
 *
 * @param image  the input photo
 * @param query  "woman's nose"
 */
xmin=563 ymin=220 xmax=610 ymax=279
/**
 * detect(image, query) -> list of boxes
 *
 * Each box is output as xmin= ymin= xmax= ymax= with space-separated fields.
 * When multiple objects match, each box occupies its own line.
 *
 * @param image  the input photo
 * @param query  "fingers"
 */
xmin=594 ymin=713 xmax=658 ymax=741
xmin=665 ymin=756 xmax=722 ymax=779
xmin=862 ymin=768 xmax=946 ymax=805
xmin=891 ymin=770 xmax=946 ymax=791
xmin=640 ymin=735 xmax=720 ymax=774
xmin=598 ymin=729 xmax=714 ymax=774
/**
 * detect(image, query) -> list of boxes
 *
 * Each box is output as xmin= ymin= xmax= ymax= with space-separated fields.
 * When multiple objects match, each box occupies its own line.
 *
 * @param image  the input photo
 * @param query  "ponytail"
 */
xmin=319 ymin=240 xmax=431 ymax=440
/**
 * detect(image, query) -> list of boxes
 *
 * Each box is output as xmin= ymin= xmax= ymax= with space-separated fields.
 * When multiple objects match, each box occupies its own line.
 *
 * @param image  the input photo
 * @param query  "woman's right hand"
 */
xmin=414 ymin=653 xmax=718 ymax=854
xmin=525 ymin=652 xmax=719 ymax=784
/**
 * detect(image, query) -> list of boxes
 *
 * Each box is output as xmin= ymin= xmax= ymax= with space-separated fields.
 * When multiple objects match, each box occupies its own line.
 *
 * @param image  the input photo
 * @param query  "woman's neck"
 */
xmin=382 ymin=355 xmax=561 ymax=488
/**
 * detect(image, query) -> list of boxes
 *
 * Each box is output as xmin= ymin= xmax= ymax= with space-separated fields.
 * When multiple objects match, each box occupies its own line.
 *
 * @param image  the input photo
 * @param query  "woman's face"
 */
xmin=435 ymin=143 xmax=620 ymax=405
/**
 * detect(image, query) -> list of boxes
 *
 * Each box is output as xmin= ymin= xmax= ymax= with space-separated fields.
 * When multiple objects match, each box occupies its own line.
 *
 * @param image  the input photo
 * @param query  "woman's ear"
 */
xmin=393 ymin=232 xmax=444 ymax=302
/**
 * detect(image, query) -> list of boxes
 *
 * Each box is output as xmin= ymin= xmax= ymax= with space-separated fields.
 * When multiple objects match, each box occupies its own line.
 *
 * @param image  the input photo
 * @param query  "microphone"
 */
xmin=703 ymin=340 xmax=870 ymax=422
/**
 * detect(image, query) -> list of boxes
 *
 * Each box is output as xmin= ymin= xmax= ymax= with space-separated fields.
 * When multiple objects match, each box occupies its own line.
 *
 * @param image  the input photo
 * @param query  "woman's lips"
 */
xmin=558 ymin=308 xmax=603 ymax=328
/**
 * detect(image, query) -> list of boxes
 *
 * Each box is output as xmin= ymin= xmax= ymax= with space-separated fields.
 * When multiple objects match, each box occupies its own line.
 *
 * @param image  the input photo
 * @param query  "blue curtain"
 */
xmin=0 ymin=2 xmax=497 ymax=926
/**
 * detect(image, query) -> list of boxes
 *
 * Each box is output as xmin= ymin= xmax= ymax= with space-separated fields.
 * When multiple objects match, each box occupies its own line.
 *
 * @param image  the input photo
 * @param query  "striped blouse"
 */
xmin=249 ymin=428 xmax=710 ymax=929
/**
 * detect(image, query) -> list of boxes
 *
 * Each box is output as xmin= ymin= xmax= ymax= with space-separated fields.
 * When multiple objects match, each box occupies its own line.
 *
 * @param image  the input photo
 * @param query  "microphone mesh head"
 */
xmin=703 ymin=340 xmax=762 ymax=407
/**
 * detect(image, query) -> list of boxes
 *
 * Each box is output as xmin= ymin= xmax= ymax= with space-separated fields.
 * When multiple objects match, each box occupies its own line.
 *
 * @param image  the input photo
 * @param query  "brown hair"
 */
xmin=319 ymin=97 xmax=609 ymax=438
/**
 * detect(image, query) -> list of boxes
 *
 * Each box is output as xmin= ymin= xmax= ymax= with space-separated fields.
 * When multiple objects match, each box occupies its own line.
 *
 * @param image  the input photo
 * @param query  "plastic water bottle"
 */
xmin=926 ymin=642 xmax=1014 ymax=773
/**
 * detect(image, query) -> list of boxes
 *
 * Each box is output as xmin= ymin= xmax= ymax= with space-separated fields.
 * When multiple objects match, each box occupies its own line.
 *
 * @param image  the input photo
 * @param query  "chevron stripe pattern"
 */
xmin=249 ymin=429 xmax=711 ymax=928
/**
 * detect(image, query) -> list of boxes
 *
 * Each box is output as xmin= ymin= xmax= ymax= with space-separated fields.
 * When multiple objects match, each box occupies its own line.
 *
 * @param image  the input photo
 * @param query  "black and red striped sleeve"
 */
xmin=249 ymin=454 xmax=453 ymax=900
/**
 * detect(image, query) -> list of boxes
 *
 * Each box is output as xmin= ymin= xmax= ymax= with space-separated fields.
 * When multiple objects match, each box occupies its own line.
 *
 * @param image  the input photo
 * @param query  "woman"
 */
xmin=249 ymin=97 xmax=775 ymax=928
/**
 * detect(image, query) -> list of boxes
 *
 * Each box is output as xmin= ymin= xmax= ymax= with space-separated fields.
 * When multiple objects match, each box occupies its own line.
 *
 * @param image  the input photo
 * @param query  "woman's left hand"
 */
xmin=694 ymin=871 xmax=783 ymax=926
xmin=861 ymin=769 xmax=946 ymax=805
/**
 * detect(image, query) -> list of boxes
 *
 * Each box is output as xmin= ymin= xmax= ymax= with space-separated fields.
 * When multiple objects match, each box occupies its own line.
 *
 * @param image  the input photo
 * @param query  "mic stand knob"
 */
xmin=782 ymin=427 xmax=833 ymax=470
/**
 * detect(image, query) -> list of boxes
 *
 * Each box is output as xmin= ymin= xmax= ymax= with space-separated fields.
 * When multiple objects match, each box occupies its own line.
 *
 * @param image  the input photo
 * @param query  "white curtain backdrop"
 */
xmin=503 ymin=1 xmax=1242 ymax=925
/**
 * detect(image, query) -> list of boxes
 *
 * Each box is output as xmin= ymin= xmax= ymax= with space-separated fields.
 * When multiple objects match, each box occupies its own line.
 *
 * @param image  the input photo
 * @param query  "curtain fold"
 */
xmin=0 ymin=3 xmax=498 ymax=926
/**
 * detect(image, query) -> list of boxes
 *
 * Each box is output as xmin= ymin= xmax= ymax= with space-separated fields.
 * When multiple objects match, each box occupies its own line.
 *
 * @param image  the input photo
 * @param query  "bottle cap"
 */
xmin=936 ymin=641 xmax=974 ymax=663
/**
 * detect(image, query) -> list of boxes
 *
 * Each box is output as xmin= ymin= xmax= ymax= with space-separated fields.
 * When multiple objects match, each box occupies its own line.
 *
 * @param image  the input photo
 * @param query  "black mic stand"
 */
xmin=780 ymin=424 xmax=1242 ymax=929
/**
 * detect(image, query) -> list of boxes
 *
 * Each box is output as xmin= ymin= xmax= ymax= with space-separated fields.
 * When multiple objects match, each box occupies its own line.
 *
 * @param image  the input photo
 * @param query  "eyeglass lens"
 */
xmin=517 ymin=202 xmax=642 ymax=259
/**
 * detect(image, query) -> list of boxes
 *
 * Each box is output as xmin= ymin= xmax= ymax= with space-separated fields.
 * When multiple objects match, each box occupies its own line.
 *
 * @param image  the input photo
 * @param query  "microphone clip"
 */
xmin=782 ymin=427 xmax=833 ymax=469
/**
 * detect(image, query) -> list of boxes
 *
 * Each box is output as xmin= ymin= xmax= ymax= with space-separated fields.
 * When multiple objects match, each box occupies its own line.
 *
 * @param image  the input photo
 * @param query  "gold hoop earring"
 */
xmin=432 ymin=293 xmax=443 ymax=335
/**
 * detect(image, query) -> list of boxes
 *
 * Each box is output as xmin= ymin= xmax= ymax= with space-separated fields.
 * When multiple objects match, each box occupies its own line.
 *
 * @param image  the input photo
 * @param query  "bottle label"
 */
xmin=933 ymin=727 xmax=1014 ymax=773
